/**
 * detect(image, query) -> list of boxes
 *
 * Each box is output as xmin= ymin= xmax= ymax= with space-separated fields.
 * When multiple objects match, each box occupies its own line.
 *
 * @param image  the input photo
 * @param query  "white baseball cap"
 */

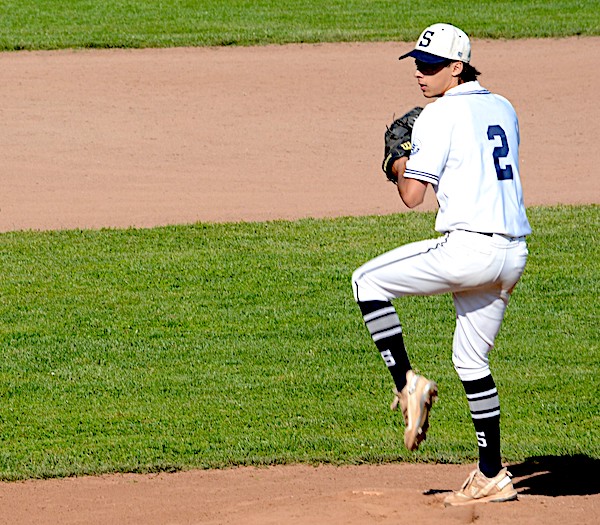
xmin=399 ymin=23 xmax=471 ymax=64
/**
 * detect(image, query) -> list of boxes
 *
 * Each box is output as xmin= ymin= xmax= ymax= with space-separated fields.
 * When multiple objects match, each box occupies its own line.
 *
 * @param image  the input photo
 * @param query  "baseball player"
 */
xmin=352 ymin=23 xmax=531 ymax=506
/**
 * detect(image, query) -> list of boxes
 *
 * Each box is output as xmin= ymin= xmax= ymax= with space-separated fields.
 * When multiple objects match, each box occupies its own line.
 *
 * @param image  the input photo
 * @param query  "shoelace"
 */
xmin=461 ymin=469 xmax=479 ymax=490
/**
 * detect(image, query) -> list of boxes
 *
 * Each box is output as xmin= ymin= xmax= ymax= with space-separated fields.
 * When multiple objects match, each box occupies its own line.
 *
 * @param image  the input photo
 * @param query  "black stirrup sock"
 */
xmin=358 ymin=300 xmax=411 ymax=392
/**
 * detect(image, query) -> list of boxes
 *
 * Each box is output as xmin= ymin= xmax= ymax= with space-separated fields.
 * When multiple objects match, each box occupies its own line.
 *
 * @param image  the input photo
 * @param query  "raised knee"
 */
xmin=351 ymin=268 xmax=365 ymax=302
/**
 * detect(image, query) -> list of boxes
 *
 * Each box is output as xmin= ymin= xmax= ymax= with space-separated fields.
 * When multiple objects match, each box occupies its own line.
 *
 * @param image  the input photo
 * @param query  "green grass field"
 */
xmin=0 ymin=206 xmax=598 ymax=480
xmin=0 ymin=0 xmax=598 ymax=50
xmin=0 ymin=1 xmax=598 ymax=481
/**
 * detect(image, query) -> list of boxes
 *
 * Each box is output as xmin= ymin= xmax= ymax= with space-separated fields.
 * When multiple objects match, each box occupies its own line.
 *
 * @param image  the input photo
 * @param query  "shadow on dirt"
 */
xmin=510 ymin=455 xmax=599 ymax=496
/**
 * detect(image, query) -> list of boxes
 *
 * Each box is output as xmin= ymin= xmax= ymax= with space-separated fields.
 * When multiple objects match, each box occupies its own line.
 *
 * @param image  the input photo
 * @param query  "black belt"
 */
xmin=463 ymin=230 xmax=493 ymax=237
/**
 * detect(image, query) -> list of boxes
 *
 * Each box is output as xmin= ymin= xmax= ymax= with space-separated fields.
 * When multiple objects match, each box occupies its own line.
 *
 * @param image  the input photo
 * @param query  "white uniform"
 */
xmin=352 ymin=81 xmax=530 ymax=381
xmin=408 ymin=81 xmax=530 ymax=238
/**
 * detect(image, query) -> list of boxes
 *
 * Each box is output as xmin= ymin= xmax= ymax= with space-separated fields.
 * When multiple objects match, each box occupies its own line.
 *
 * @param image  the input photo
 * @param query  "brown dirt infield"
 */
xmin=0 ymin=38 xmax=598 ymax=524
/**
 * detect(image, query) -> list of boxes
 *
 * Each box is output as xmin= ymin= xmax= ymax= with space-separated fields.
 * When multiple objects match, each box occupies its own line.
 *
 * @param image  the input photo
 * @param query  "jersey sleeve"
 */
xmin=404 ymin=103 xmax=452 ymax=187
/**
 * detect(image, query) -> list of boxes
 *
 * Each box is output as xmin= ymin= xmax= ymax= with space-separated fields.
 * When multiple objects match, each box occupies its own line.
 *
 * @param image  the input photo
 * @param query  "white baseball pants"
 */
xmin=352 ymin=230 xmax=528 ymax=381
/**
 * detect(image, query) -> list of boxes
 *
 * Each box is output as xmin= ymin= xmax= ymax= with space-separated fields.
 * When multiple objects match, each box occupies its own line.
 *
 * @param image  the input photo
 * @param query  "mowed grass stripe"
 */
xmin=0 ymin=0 xmax=598 ymax=51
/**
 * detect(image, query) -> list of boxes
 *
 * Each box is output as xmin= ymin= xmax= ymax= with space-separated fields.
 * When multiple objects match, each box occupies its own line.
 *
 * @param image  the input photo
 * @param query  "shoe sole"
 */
xmin=404 ymin=381 xmax=438 ymax=450
xmin=444 ymin=490 xmax=518 ymax=507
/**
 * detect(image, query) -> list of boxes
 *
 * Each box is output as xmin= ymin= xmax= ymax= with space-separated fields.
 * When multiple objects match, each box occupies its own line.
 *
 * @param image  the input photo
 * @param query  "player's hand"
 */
xmin=382 ymin=106 xmax=423 ymax=184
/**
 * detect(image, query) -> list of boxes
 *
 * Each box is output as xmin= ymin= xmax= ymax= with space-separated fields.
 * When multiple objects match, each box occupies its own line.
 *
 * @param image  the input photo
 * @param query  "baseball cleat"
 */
xmin=443 ymin=467 xmax=518 ymax=506
xmin=391 ymin=370 xmax=438 ymax=451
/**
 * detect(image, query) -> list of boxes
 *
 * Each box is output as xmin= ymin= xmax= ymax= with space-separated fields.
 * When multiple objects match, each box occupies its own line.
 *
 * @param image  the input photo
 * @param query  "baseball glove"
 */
xmin=382 ymin=106 xmax=423 ymax=184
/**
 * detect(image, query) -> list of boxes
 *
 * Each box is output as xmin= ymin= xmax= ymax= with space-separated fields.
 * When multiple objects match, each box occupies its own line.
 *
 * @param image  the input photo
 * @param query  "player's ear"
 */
xmin=450 ymin=61 xmax=464 ymax=77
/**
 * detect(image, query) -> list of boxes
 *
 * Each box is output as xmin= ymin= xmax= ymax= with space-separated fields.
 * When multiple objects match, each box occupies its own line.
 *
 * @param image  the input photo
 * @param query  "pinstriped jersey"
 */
xmin=405 ymin=81 xmax=531 ymax=237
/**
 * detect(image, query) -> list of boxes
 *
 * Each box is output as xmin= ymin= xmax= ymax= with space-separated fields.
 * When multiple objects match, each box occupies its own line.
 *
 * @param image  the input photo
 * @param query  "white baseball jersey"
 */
xmin=405 ymin=81 xmax=531 ymax=238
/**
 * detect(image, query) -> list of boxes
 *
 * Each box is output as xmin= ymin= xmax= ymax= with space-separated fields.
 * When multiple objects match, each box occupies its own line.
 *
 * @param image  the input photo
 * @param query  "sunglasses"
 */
xmin=415 ymin=59 xmax=452 ymax=76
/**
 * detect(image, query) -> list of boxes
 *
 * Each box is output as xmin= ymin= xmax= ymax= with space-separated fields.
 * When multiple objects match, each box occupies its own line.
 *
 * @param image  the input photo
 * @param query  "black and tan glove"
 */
xmin=382 ymin=107 xmax=423 ymax=184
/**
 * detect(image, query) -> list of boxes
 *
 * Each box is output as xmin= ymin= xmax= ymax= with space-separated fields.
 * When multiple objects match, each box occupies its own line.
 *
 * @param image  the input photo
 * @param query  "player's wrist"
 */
xmin=392 ymin=157 xmax=408 ymax=177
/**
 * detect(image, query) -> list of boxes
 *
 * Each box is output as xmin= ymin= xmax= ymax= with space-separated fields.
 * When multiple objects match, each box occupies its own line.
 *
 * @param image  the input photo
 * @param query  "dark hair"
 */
xmin=459 ymin=63 xmax=481 ymax=82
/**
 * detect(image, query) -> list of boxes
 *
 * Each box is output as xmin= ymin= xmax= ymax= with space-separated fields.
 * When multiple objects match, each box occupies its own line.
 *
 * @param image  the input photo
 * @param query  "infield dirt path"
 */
xmin=0 ymin=38 xmax=598 ymax=524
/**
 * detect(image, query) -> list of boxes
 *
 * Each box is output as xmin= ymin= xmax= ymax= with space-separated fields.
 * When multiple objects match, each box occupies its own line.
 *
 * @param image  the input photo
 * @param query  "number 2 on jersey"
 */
xmin=487 ymin=125 xmax=514 ymax=180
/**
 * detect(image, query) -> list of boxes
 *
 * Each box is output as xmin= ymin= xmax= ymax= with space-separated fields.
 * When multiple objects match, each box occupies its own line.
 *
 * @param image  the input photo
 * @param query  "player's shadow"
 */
xmin=510 ymin=454 xmax=599 ymax=496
